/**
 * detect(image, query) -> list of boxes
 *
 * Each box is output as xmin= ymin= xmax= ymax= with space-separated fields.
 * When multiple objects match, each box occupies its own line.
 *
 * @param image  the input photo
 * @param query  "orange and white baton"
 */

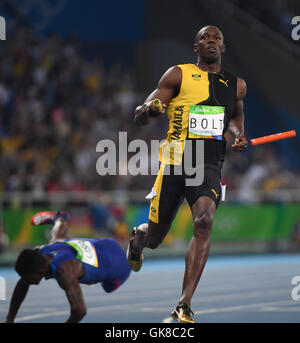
xmin=251 ymin=130 xmax=296 ymax=146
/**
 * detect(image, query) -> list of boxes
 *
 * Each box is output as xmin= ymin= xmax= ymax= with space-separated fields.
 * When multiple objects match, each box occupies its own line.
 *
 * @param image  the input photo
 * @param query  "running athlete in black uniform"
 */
xmin=127 ymin=26 xmax=248 ymax=323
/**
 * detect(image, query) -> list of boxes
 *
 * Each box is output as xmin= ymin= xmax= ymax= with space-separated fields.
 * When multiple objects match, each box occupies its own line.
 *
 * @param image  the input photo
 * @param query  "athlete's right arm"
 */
xmin=134 ymin=66 xmax=182 ymax=126
xmin=5 ymin=278 xmax=30 ymax=323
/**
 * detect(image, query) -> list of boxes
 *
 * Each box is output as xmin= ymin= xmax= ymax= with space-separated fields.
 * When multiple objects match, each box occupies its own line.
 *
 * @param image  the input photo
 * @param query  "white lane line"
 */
xmin=14 ymin=299 xmax=171 ymax=322
xmin=13 ymin=285 xmax=291 ymax=316
xmin=14 ymin=289 xmax=292 ymax=322
xmin=142 ymin=289 xmax=294 ymax=313
xmin=14 ymin=285 xmax=289 ymax=310
xmin=16 ymin=298 xmax=297 ymax=323
xmin=162 ymin=300 xmax=297 ymax=323
xmin=8 ymin=283 xmax=244 ymax=308
xmin=13 ymin=286 xmax=179 ymax=308
xmin=5 ymin=266 xmax=295 ymax=305
xmin=260 ymin=306 xmax=300 ymax=312
xmin=98 ymin=288 xmax=289 ymax=308
xmin=15 ymin=310 xmax=69 ymax=322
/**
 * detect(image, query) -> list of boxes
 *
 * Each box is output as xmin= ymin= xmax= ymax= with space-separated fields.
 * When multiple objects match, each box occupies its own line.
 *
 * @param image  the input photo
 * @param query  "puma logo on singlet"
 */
xmin=211 ymin=189 xmax=219 ymax=198
xmin=219 ymin=79 xmax=229 ymax=87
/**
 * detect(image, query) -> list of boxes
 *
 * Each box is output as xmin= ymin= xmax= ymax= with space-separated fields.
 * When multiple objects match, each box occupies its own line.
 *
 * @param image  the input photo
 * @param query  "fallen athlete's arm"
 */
xmin=5 ymin=278 xmax=30 ymax=322
xmin=228 ymin=77 xmax=248 ymax=152
xmin=134 ymin=66 xmax=182 ymax=126
xmin=56 ymin=260 xmax=87 ymax=323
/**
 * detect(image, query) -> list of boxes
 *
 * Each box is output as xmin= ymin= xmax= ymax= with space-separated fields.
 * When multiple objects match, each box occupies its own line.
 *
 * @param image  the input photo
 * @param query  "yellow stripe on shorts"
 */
xmin=148 ymin=163 xmax=166 ymax=224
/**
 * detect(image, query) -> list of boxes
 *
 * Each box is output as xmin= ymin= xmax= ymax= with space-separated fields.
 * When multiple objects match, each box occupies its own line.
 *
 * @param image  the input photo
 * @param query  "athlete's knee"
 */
xmin=146 ymin=223 xmax=169 ymax=249
xmin=193 ymin=212 xmax=213 ymax=236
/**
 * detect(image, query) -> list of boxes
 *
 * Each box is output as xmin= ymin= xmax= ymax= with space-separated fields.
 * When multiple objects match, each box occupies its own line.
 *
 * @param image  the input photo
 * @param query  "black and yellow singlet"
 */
xmin=159 ymin=63 xmax=237 ymax=165
xmin=148 ymin=64 xmax=238 ymax=224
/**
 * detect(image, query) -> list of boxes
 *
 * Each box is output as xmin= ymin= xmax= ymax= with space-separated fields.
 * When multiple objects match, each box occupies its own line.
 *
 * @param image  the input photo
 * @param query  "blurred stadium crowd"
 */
xmin=0 ymin=27 xmax=299 ymax=201
xmin=0 ymin=27 xmax=143 ymax=194
xmin=231 ymin=0 xmax=300 ymax=41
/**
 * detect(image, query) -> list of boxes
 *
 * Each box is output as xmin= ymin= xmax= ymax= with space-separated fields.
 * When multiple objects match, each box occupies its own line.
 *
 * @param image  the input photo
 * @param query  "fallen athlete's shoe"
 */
xmin=126 ymin=224 xmax=148 ymax=272
xmin=31 ymin=211 xmax=70 ymax=226
xmin=170 ymin=303 xmax=195 ymax=323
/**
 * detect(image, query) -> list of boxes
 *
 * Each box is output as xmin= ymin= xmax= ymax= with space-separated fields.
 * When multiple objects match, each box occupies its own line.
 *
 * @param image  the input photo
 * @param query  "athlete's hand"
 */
xmin=134 ymin=100 xmax=166 ymax=126
xmin=232 ymin=136 xmax=248 ymax=152
xmin=134 ymin=104 xmax=151 ymax=126
xmin=149 ymin=99 xmax=166 ymax=117
xmin=4 ymin=318 xmax=14 ymax=323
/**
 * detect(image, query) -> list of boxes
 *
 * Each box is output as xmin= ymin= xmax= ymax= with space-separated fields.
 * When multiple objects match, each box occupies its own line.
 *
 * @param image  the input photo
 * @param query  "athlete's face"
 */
xmin=194 ymin=26 xmax=225 ymax=64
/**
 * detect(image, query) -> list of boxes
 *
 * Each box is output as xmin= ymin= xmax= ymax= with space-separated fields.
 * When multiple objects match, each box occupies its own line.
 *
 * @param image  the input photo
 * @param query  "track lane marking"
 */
xmin=162 ymin=300 xmax=298 ymax=323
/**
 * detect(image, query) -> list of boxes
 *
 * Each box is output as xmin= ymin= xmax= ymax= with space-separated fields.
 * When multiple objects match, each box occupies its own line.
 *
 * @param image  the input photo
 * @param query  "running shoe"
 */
xmin=170 ymin=303 xmax=195 ymax=323
xmin=126 ymin=224 xmax=147 ymax=272
xmin=31 ymin=211 xmax=70 ymax=226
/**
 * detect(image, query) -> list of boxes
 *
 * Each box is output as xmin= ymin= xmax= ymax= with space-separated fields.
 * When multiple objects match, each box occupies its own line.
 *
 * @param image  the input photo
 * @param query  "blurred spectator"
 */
xmin=89 ymin=202 xmax=116 ymax=235
xmin=222 ymin=143 xmax=300 ymax=201
xmin=0 ymin=27 xmax=143 ymax=193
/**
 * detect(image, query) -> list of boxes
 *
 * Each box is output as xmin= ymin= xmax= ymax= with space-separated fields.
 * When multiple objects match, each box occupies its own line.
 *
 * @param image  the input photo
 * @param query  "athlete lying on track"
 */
xmin=5 ymin=211 xmax=131 ymax=323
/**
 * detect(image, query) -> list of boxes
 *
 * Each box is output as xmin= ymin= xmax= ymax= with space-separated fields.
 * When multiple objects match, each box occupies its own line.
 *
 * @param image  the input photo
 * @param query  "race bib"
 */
xmin=65 ymin=239 xmax=98 ymax=267
xmin=188 ymin=105 xmax=225 ymax=140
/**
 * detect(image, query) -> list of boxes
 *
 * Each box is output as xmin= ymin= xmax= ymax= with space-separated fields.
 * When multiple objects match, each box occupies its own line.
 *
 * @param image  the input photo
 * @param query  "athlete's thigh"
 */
xmin=148 ymin=164 xmax=185 ymax=224
xmin=147 ymin=164 xmax=185 ymax=245
xmin=185 ymin=163 xmax=222 ymax=211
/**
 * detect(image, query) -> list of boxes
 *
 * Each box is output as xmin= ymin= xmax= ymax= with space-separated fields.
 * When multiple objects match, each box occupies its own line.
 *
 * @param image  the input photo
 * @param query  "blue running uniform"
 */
xmin=40 ymin=238 xmax=131 ymax=293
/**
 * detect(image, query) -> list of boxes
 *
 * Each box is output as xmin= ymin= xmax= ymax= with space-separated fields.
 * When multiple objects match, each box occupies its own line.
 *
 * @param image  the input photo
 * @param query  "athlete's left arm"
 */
xmin=228 ymin=77 xmax=248 ymax=152
xmin=56 ymin=260 xmax=87 ymax=323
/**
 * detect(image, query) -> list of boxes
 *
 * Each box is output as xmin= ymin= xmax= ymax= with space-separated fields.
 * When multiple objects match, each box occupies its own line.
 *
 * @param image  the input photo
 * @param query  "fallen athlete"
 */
xmin=5 ymin=211 xmax=131 ymax=323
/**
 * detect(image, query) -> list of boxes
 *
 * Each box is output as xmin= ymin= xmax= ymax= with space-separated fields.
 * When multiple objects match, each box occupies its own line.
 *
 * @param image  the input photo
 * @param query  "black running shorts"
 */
xmin=148 ymin=162 xmax=222 ymax=225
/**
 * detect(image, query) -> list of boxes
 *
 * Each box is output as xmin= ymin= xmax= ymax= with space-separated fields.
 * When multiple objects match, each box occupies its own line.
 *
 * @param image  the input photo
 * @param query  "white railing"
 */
xmin=0 ymin=189 xmax=299 ymax=206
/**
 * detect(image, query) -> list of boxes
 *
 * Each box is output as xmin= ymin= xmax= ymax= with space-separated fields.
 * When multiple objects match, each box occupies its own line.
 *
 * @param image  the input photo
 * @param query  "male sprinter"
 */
xmin=5 ymin=211 xmax=131 ymax=323
xmin=127 ymin=25 xmax=247 ymax=323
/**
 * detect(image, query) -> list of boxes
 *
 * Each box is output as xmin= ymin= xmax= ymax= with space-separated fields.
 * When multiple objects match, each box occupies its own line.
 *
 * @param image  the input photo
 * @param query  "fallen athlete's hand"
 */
xmin=232 ymin=136 xmax=248 ymax=152
xmin=4 ymin=318 xmax=14 ymax=323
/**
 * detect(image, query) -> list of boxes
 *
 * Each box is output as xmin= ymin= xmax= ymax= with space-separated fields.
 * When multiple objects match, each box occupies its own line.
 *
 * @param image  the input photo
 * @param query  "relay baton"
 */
xmin=152 ymin=99 xmax=164 ymax=112
xmin=251 ymin=130 xmax=296 ymax=146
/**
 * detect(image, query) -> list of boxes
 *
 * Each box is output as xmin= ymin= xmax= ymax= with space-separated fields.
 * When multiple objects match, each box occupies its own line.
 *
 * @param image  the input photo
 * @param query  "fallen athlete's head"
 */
xmin=15 ymin=249 xmax=48 ymax=284
xmin=193 ymin=25 xmax=226 ymax=64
